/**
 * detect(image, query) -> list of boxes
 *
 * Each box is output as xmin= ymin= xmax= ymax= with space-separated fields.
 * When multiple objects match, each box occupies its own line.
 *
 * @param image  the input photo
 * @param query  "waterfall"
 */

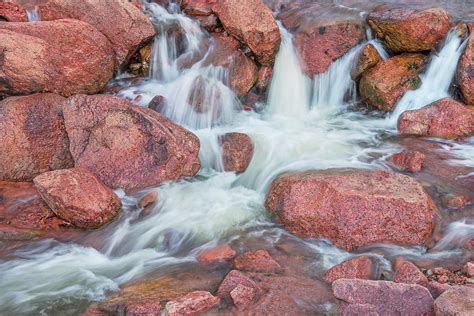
xmin=26 ymin=6 xmax=40 ymax=21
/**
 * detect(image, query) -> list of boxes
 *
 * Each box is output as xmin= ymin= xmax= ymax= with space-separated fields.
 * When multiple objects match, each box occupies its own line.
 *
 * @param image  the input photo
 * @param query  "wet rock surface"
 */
xmin=0 ymin=1 xmax=27 ymax=22
xmin=388 ymin=150 xmax=425 ymax=173
xmin=197 ymin=244 xmax=236 ymax=263
xmin=393 ymin=258 xmax=429 ymax=286
xmin=351 ymin=43 xmax=382 ymax=80
xmin=165 ymin=290 xmax=220 ymax=315
xmin=233 ymin=250 xmax=281 ymax=273
xmin=219 ymin=132 xmax=254 ymax=174
xmin=434 ymin=286 xmax=474 ymax=315
xmin=458 ymin=23 xmax=474 ymax=106
xmin=323 ymin=256 xmax=375 ymax=283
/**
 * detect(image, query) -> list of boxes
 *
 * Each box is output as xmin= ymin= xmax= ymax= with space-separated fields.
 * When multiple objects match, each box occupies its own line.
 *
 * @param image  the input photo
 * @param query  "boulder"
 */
xmin=323 ymin=256 xmax=374 ymax=283
xmin=351 ymin=43 xmax=382 ymax=80
xmin=33 ymin=168 xmax=121 ymax=229
xmin=428 ymin=281 xmax=451 ymax=299
xmin=367 ymin=6 xmax=452 ymax=53
xmin=0 ymin=1 xmax=27 ymax=22
xmin=434 ymin=286 xmax=474 ymax=315
xmin=233 ymin=250 xmax=281 ymax=273
xmin=393 ymin=258 xmax=429 ymax=286
xmin=359 ymin=53 xmax=426 ymax=111
xmin=333 ymin=279 xmax=434 ymax=315
xmin=0 ymin=94 xmax=73 ymax=181
xmin=165 ymin=291 xmax=220 ymax=315
xmin=458 ymin=23 xmax=474 ymax=105
xmin=138 ymin=191 xmax=158 ymax=209
xmin=212 ymin=0 xmax=280 ymax=65
xmin=197 ymin=244 xmax=236 ymax=263
xmin=181 ymin=0 xmax=216 ymax=16
xmin=62 ymin=94 xmax=200 ymax=190
xmin=217 ymin=270 xmax=261 ymax=304
xmin=38 ymin=0 xmax=155 ymax=67
xmin=219 ymin=132 xmax=254 ymax=173
xmin=265 ymin=169 xmax=436 ymax=251
xmin=256 ymin=66 xmax=273 ymax=92
xmin=398 ymin=98 xmax=474 ymax=139
xmin=388 ymin=150 xmax=425 ymax=173
xmin=0 ymin=19 xmax=115 ymax=97
xmin=230 ymin=284 xmax=257 ymax=309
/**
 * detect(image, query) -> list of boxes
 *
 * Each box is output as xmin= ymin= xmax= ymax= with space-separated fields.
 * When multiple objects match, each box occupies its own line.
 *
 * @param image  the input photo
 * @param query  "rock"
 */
xmin=212 ymin=0 xmax=281 ymax=65
xmin=148 ymin=95 xmax=168 ymax=113
xmin=0 ymin=1 xmax=27 ymax=22
xmin=62 ymin=94 xmax=200 ymax=190
xmin=233 ymin=250 xmax=281 ymax=273
xmin=38 ymin=0 xmax=155 ymax=67
xmin=219 ymin=133 xmax=254 ymax=173
xmin=351 ymin=44 xmax=382 ymax=80
xmin=398 ymin=98 xmax=474 ymax=139
xmin=194 ymin=14 xmax=219 ymax=32
xmin=181 ymin=0 xmax=216 ymax=16
xmin=464 ymin=262 xmax=474 ymax=278
xmin=265 ymin=169 xmax=436 ymax=251
xmin=367 ymin=6 xmax=452 ymax=53
xmin=0 ymin=94 xmax=73 ymax=181
xmin=323 ymin=256 xmax=374 ymax=283
xmin=333 ymin=279 xmax=434 ymax=315
xmin=428 ymin=281 xmax=451 ymax=299
xmin=165 ymin=291 xmax=220 ymax=315
xmin=393 ymin=258 xmax=429 ymax=286
xmin=359 ymin=53 xmax=426 ymax=111
xmin=138 ymin=191 xmax=158 ymax=209
xmin=33 ymin=168 xmax=121 ymax=229
xmin=388 ymin=150 xmax=425 ymax=173
xmin=0 ymin=19 xmax=115 ymax=97
xmin=458 ymin=23 xmax=474 ymax=105
xmin=442 ymin=193 xmax=468 ymax=209
xmin=434 ymin=286 xmax=474 ymax=315
xmin=256 ymin=66 xmax=273 ymax=92
xmin=217 ymin=270 xmax=260 ymax=304
xmin=197 ymin=244 xmax=236 ymax=263
xmin=230 ymin=284 xmax=257 ymax=308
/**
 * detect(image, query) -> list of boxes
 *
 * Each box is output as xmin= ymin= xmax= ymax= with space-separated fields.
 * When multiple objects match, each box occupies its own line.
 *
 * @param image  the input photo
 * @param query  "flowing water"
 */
xmin=0 ymin=2 xmax=473 ymax=315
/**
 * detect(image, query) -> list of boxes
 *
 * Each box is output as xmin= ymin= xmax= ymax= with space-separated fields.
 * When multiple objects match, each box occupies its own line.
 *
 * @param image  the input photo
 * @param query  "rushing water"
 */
xmin=0 ymin=2 xmax=473 ymax=314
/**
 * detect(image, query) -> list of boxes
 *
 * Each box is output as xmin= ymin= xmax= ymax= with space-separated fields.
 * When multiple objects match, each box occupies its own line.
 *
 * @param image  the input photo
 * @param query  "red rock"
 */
xmin=138 ymin=191 xmax=158 ymax=209
xmin=0 ymin=94 xmax=73 ymax=181
xmin=197 ymin=244 xmax=236 ymax=263
xmin=219 ymin=133 xmax=254 ymax=174
xmin=359 ymin=53 xmax=426 ymax=111
xmin=265 ymin=169 xmax=436 ymax=251
xmin=458 ymin=23 xmax=474 ymax=106
xmin=0 ymin=1 xmax=27 ymax=22
xmin=434 ymin=286 xmax=474 ymax=315
xmin=393 ymin=258 xmax=429 ymax=286
xmin=148 ymin=95 xmax=168 ymax=113
xmin=62 ymin=94 xmax=200 ymax=190
xmin=33 ymin=168 xmax=121 ymax=229
xmin=442 ymin=193 xmax=468 ymax=209
xmin=233 ymin=250 xmax=281 ymax=273
xmin=181 ymin=0 xmax=216 ymax=16
xmin=323 ymin=256 xmax=374 ymax=283
xmin=332 ymin=279 xmax=434 ymax=316
xmin=464 ymin=262 xmax=474 ymax=278
xmin=256 ymin=66 xmax=273 ymax=92
xmin=217 ymin=270 xmax=260 ymax=304
xmin=194 ymin=14 xmax=219 ymax=32
xmin=351 ymin=43 xmax=382 ymax=80
xmin=389 ymin=150 xmax=425 ymax=173
xmin=367 ymin=6 xmax=452 ymax=53
xmin=0 ymin=20 xmax=115 ymax=97
xmin=212 ymin=0 xmax=280 ymax=65
xmin=38 ymin=0 xmax=155 ymax=67
xmin=398 ymin=98 xmax=474 ymax=139
xmin=230 ymin=284 xmax=256 ymax=308
xmin=165 ymin=291 xmax=220 ymax=315
xmin=427 ymin=281 xmax=451 ymax=299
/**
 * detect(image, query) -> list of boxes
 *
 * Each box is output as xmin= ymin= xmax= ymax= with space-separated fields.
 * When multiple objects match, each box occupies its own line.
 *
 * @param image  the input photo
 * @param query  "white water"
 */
xmin=26 ymin=6 xmax=40 ymax=22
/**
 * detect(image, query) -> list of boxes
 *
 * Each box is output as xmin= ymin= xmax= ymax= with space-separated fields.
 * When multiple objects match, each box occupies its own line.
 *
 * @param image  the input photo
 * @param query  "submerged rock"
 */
xmin=388 ymin=150 xmax=425 ymax=173
xmin=165 ymin=291 xmax=220 ymax=315
xmin=34 ymin=168 xmax=121 ymax=229
xmin=351 ymin=43 xmax=382 ymax=80
xmin=62 ymin=94 xmax=200 ymax=190
xmin=0 ymin=1 xmax=27 ymax=22
xmin=398 ymin=98 xmax=474 ymax=139
xmin=359 ymin=53 xmax=426 ymax=111
xmin=233 ymin=250 xmax=281 ymax=273
xmin=323 ymin=256 xmax=375 ymax=283
xmin=0 ymin=94 xmax=73 ymax=181
xmin=265 ymin=169 xmax=436 ymax=251
xmin=197 ymin=244 xmax=236 ymax=263
xmin=217 ymin=270 xmax=261 ymax=304
xmin=0 ymin=19 xmax=115 ymax=97
xmin=219 ymin=132 xmax=254 ymax=174
xmin=458 ymin=23 xmax=474 ymax=106
xmin=367 ymin=6 xmax=452 ymax=53
xmin=434 ymin=286 xmax=474 ymax=315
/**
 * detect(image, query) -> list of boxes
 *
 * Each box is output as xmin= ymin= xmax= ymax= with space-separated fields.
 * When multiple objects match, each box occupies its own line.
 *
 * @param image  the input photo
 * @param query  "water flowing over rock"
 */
xmin=0 ymin=1 xmax=27 ymax=22
xmin=233 ymin=250 xmax=281 ymax=273
xmin=388 ymin=150 xmax=425 ymax=173
xmin=458 ymin=23 xmax=474 ymax=105
xmin=332 ymin=279 xmax=434 ymax=315
xmin=197 ymin=244 xmax=236 ymax=263
xmin=323 ymin=256 xmax=375 ymax=283
xmin=359 ymin=53 xmax=426 ymax=111
xmin=265 ymin=170 xmax=436 ymax=251
xmin=212 ymin=0 xmax=281 ymax=65
xmin=37 ymin=0 xmax=155 ymax=67
xmin=398 ymin=98 xmax=474 ymax=139
xmin=0 ymin=94 xmax=73 ymax=181
xmin=351 ymin=43 xmax=381 ymax=80
xmin=367 ymin=6 xmax=452 ymax=53
xmin=165 ymin=291 xmax=220 ymax=315
xmin=219 ymin=132 xmax=254 ymax=174
xmin=33 ymin=168 xmax=121 ymax=229
xmin=0 ymin=19 xmax=115 ymax=97
xmin=62 ymin=94 xmax=200 ymax=190
xmin=434 ymin=286 xmax=474 ymax=315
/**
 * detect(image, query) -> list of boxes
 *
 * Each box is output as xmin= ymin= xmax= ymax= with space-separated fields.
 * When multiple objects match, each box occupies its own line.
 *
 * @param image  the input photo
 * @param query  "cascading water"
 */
xmin=26 ymin=7 xmax=40 ymax=21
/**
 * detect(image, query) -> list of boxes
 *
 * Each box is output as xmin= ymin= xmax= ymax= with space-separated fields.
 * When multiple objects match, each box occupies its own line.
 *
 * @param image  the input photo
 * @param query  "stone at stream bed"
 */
xmin=219 ymin=132 xmax=254 ymax=174
xmin=393 ymin=258 xmax=429 ymax=287
xmin=367 ymin=6 xmax=452 ymax=53
xmin=398 ymin=98 xmax=474 ymax=139
xmin=181 ymin=0 xmax=216 ymax=16
xmin=165 ymin=290 xmax=220 ymax=315
xmin=212 ymin=0 xmax=281 ymax=65
xmin=464 ymin=262 xmax=474 ymax=278
xmin=217 ymin=270 xmax=261 ymax=304
xmin=351 ymin=43 xmax=382 ymax=81
xmin=434 ymin=286 xmax=474 ymax=315
xmin=0 ymin=1 xmax=27 ymax=22
xmin=359 ymin=53 xmax=426 ymax=112
xmin=33 ymin=168 xmax=121 ymax=229
xmin=0 ymin=19 xmax=115 ymax=97
xmin=265 ymin=169 xmax=436 ymax=251
xmin=233 ymin=250 xmax=281 ymax=273
xmin=458 ymin=23 xmax=474 ymax=106
xmin=332 ymin=279 xmax=434 ymax=315
xmin=0 ymin=94 xmax=73 ymax=181
xmin=62 ymin=94 xmax=201 ymax=191
xmin=323 ymin=256 xmax=375 ymax=283
xmin=388 ymin=150 xmax=425 ymax=173
xmin=197 ymin=244 xmax=236 ymax=263
xmin=442 ymin=193 xmax=468 ymax=210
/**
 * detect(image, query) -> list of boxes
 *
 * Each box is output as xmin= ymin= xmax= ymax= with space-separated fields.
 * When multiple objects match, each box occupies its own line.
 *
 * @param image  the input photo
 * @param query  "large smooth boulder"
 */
xmin=0 ymin=1 xmax=27 ymax=22
xmin=0 ymin=94 xmax=73 ymax=181
xmin=333 ymin=279 xmax=434 ymax=315
xmin=212 ymin=0 xmax=280 ymax=65
xmin=398 ymin=98 xmax=474 ymax=139
xmin=34 ymin=168 xmax=121 ymax=229
xmin=0 ymin=19 xmax=115 ymax=97
xmin=458 ymin=23 xmax=474 ymax=105
xmin=434 ymin=286 xmax=474 ymax=315
xmin=265 ymin=169 xmax=436 ymax=251
xmin=359 ymin=53 xmax=426 ymax=111
xmin=367 ymin=6 xmax=452 ymax=53
xmin=37 ymin=0 xmax=155 ymax=67
xmin=62 ymin=94 xmax=200 ymax=190
xmin=219 ymin=132 xmax=254 ymax=173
